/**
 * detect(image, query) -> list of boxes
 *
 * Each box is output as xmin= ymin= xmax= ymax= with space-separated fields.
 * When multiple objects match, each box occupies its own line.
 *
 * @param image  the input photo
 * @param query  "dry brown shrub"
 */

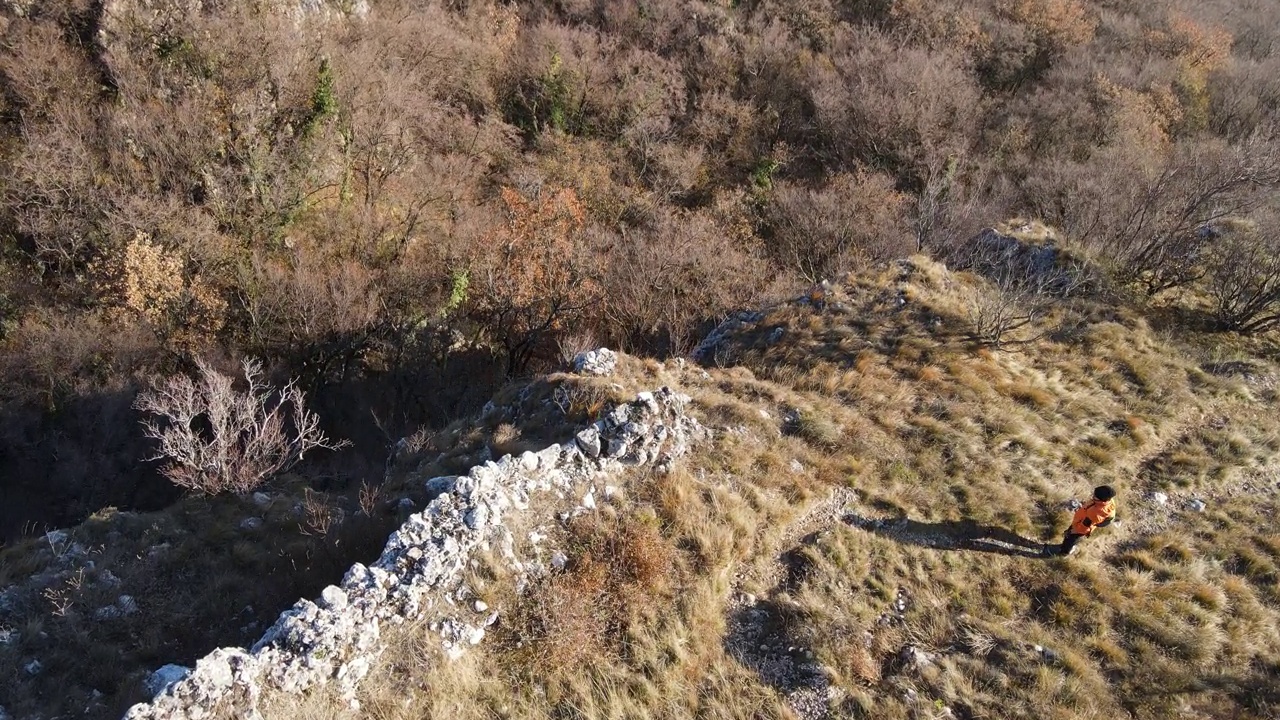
xmin=599 ymin=204 xmax=770 ymax=354
xmin=1205 ymin=215 xmax=1280 ymax=334
xmin=1001 ymin=0 xmax=1097 ymax=53
xmin=1142 ymin=13 xmax=1233 ymax=134
xmin=766 ymin=171 xmax=913 ymax=282
xmin=810 ymin=26 xmax=981 ymax=180
xmin=1029 ymin=136 xmax=1280 ymax=295
xmin=499 ymin=21 xmax=684 ymax=142
xmin=886 ymin=0 xmax=988 ymax=55
xmin=501 ymin=514 xmax=675 ymax=670
xmin=469 ymin=186 xmax=600 ymax=375
xmin=91 ymin=234 xmax=227 ymax=356
xmin=238 ymin=246 xmax=384 ymax=375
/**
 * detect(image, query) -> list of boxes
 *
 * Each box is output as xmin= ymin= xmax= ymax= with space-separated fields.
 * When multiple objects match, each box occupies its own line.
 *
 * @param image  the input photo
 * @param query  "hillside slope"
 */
xmin=4 ymin=255 xmax=1280 ymax=720
xmin=259 ymin=256 xmax=1280 ymax=720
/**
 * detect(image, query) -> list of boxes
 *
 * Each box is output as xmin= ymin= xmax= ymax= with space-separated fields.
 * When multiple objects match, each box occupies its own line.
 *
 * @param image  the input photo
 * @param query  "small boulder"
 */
xmin=572 ymin=348 xmax=618 ymax=376
xmin=95 ymin=605 xmax=122 ymax=621
xmin=320 ymin=585 xmax=348 ymax=611
xmin=474 ymin=600 xmax=488 ymax=613
xmin=45 ymin=529 xmax=69 ymax=549
xmin=550 ymin=551 xmax=568 ymax=571
xmin=1149 ymin=491 xmax=1168 ymax=506
xmin=252 ymin=492 xmax=272 ymax=508
xmin=519 ymin=451 xmax=539 ymax=472
xmin=239 ymin=517 xmax=264 ymax=531
xmin=1189 ymin=498 xmax=1208 ymax=513
xmin=117 ymin=595 xmax=139 ymax=616
xmin=898 ymin=645 xmax=934 ymax=672
xmin=424 ymin=476 xmax=458 ymax=495
xmin=145 ymin=664 xmax=191 ymax=698
xmin=581 ymin=491 xmax=596 ymax=510
xmin=575 ymin=427 xmax=602 ymax=458
xmin=25 ymin=659 xmax=42 ymax=676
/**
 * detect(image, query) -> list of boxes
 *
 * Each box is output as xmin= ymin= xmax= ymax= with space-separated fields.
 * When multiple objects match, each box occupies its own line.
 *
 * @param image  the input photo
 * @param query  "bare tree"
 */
xmin=1040 ymin=137 xmax=1280 ymax=296
xmin=134 ymin=358 xmax=346 ymax=494
xmin=1207 ymin=218 xmax=1280 ymax=334
xmin=954 ymin=229 xmax=1088 ymax=348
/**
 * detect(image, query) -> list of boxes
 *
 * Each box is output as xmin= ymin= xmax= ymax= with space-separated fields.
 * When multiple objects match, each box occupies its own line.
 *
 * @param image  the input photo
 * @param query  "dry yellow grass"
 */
xmin=253 ymin=258 xmax=1280 ymax=719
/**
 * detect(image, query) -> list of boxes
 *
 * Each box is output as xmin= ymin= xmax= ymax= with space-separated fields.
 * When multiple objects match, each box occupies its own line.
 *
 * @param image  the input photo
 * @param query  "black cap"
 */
xmin=1094 ymin=485 xmax=1116 ymax=501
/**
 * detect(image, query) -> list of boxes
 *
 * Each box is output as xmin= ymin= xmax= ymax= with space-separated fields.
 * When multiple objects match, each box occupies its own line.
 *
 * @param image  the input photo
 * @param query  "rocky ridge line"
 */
xmin=124 ymin=386 xmax=705 ymax=720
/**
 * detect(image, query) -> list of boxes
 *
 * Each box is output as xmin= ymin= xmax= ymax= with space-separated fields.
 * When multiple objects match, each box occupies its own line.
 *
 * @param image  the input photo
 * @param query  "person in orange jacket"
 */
xmin=1046 ymin=485 xmax=1118 ymax=556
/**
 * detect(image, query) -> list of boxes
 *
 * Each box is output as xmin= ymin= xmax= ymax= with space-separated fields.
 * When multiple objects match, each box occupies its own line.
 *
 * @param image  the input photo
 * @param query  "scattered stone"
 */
xmin=572 ymin=348 xmax=618 ymax=376
xmin=0 ymin=628 xmax=18 ymax=646
xmin=581 ymin=491 xmax=596 ymax=510
xmin=551 ymin=551 xmax=569 ymax=571
xmin=99 ymin=569 xmax=122 ymax=587
xmin=147 ymin=543 xmax=171 ymax=560
xmin=252 ymin=492 xmax=272 ymax=508
xmin=1149 ymin=491 xmax=1168 ymax=506
xmin=1034 ymin=644 xmax=1061 ymax=663
xmin=0 ymin=705 xmax=8 ymax=720
xmin=1189 ymin=498 xmax=1208 ymax=513
xmin=146 ymin=665 xmax=192 ymax=698
xmin=603 ymin=485 xmax=618 ymax=499
xmin=767 ymin=327 xmax=785 ymax=344
xmin=898 ymin=645 xmax=934 ymax=671
xmin=396 ymin=498 xmax=415 ymax=513
xmin=25 ymin=659 xmax=43 ymax=676
xmin=790 ymin=459 xmax=804 ymax=474
xmin=118 ymin=595 xmax=140 ymax=616
xmin=474 ymin=600 xmax=488 ymax=613
xmin=239 ymin=517 xmax=264 ymax=531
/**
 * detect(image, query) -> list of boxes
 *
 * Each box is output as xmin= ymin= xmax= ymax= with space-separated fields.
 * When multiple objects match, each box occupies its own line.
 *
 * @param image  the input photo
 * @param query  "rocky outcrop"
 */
xmin=124 ymin=387 xmax=705 ymax=719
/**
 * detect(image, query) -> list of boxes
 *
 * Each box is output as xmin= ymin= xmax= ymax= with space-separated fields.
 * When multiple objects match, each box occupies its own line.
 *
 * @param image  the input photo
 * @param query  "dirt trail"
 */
xmin=722 ymin=486 xmax=854 ymax=720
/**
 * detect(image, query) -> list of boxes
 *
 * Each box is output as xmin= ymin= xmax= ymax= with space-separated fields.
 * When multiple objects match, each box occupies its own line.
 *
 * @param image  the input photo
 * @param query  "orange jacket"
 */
xmin=1070 ymin=498 xmax=1116 ymax=536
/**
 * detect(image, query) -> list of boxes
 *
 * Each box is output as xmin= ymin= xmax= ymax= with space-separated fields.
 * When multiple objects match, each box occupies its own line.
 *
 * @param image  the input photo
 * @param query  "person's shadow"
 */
xmin=845 ymin=513 xmax=1049 ymax=558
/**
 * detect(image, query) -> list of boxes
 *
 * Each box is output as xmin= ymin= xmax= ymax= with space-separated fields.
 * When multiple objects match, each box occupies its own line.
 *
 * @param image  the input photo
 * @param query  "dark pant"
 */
xmin=1059 ymin=532 xmax=1087 ymax=555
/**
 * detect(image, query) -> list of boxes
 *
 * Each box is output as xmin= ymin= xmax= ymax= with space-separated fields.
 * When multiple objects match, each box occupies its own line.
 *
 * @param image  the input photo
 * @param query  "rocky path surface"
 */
xmin=723 ymin=486 xmax=855 ymax=720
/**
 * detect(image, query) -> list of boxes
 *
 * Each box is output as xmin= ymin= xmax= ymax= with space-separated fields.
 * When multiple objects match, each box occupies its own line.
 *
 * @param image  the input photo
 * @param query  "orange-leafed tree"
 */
xmin=471 ymin=187 xmax=600 ymax=376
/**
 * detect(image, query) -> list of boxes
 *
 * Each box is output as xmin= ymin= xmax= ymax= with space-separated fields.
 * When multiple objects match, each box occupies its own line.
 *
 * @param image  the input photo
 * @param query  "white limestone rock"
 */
xmin=572 ymin=348 xmax=618 ymax=376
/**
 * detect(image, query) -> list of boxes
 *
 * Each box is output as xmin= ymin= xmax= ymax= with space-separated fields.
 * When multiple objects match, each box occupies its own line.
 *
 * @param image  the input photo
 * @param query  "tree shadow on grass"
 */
xmin=845 ymin=513 xmax=1049 ymax=558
